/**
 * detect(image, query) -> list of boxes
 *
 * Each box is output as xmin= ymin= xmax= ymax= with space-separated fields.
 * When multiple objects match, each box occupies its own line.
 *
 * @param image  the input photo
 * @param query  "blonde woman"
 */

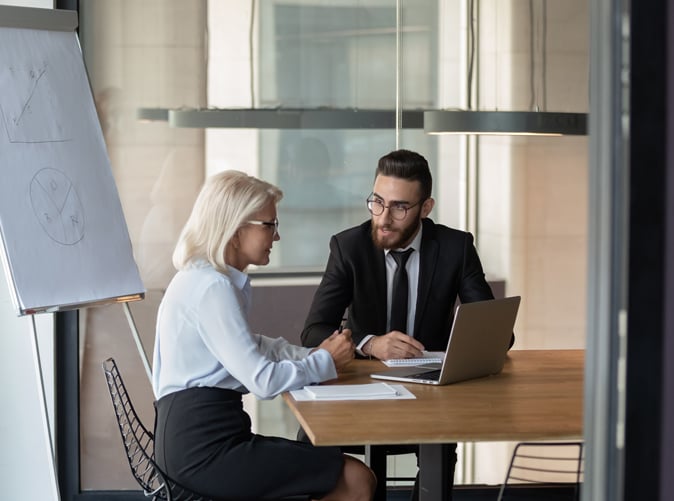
xmin=152 ymin=170 xmax=376 ymax=500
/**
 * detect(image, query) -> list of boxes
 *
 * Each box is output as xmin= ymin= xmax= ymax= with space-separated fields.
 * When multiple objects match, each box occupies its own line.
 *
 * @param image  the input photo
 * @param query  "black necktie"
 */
xmin=389 ymin=249 xmax=414 ymax=333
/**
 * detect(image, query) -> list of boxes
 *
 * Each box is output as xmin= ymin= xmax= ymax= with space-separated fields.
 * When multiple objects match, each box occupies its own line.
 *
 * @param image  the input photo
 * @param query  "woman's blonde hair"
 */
xmin=172 ymin=170 xmax=283 ymax=273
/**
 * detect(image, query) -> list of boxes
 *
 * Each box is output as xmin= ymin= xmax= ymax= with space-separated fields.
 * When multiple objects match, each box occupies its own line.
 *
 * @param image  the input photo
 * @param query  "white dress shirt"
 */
xmin=152 ymin=260 xmax=337 ymax=400
xmin=357 ymin=226 xmax=423 ymax=354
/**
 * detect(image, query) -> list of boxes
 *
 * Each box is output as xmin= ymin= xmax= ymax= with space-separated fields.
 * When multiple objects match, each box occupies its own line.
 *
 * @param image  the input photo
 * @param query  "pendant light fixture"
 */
xmin=424 ymin=110 xmax=587 ymax=136
xmin=137 ymin=1 xmax=424 ymax=132
xmin=166 ymin=108 xmax=424 ymax=130
xmin=136 ymin=108 xmax=169 ymax=122
xmin=424 ymin=0 xmax=587 ymax=136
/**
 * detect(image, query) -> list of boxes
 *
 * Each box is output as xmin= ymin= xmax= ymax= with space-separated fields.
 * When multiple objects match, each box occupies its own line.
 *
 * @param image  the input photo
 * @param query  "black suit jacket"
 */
xmin=301 ymin=218 xmax=501 ymax=351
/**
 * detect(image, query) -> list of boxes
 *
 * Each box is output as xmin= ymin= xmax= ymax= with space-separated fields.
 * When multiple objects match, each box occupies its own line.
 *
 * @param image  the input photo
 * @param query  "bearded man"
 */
xmin=299 ymin=149 xmax=508 ymax=501
xmin=301 ymin=148 xmax=504 ymax=355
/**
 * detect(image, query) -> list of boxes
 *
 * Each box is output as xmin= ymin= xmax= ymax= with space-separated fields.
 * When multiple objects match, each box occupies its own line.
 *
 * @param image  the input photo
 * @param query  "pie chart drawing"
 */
xmin=30 ymin=168 xmax=85 ymax=245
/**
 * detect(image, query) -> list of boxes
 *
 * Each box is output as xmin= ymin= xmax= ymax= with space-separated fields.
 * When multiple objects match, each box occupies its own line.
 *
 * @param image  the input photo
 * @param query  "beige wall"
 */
xmin=470 ymin=0 xmax=588 ymax=484
xmin=0 ymin=0 xmax=592 ymax=496
xmin=78 ymin=0 xmax=207 ymax=489
xmin=476 ymin=0 xmax=588 ymax=350
xmin=80 ymin=0 xmax=206 ymax=289
xmin=76 ymin=0 xmax=590 ymax=490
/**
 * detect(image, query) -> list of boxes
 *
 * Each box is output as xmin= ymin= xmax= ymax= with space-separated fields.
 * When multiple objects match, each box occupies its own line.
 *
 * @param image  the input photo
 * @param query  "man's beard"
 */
xmin=371 ymin=217 xmax=421 ymax=250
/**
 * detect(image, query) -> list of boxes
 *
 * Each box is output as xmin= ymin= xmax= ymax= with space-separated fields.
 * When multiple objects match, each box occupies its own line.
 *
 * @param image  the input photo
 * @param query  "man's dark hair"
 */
xmin=375 ymin=149 xmax=432 ymax=200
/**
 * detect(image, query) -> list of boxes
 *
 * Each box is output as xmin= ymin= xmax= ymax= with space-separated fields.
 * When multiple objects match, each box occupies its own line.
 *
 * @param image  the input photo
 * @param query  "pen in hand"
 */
xmin=338 ymin=317 xmax=347 ymax=333
xmin=321 ymin=319 xmax=354 ymax=370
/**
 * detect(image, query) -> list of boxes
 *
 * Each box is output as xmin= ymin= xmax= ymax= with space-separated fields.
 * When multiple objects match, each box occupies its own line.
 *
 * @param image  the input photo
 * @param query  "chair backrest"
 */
xmin=497 ymin=441 xmax=584 ymax=501
xmin=101 ymin=357 xmax=211 ymax=501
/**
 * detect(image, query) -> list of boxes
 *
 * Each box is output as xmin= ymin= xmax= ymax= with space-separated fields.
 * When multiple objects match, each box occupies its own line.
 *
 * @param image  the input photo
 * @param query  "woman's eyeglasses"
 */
xmin=246 ymin=218 xmax=279 ymax=237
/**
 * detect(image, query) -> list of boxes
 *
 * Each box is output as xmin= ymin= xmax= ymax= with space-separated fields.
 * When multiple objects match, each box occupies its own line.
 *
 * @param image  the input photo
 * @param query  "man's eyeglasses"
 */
xmin=366 ymin=195 xmax=422 ymax=221
xmin=246 ymin=218 xmax=279 ymax=237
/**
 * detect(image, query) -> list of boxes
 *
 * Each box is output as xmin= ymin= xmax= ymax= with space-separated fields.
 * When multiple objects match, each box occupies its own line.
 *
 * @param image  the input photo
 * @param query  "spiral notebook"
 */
xmin=383 ymin=351 xmax=445 ymax=367
xmin=370 ymin=296 xmax=520 ymax=386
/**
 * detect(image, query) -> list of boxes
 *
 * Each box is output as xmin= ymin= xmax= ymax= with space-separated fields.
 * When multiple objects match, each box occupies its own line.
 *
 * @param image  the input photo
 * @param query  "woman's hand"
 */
xmin=317 ymin=328 xmax=355 ymax=371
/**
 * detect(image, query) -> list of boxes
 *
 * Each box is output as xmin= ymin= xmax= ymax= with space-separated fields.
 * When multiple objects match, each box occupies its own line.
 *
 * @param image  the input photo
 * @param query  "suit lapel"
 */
xmin=360 ymin=221 xmax=388 ymax=334
xmin=371 ymin=238 xmax=388 ymax=334
xmin=414 ymin=219 xmax=438 ymax=337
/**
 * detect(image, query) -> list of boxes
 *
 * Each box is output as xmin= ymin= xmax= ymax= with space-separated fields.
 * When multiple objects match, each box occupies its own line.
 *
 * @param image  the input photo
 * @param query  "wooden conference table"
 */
xmin=283 ymin=349 xmax=584 ymax=501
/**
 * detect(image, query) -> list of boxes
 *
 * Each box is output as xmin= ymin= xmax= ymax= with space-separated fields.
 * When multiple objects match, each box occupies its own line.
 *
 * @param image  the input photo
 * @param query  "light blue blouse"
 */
xmin=152 ymin=260 xmax=337 ymax=399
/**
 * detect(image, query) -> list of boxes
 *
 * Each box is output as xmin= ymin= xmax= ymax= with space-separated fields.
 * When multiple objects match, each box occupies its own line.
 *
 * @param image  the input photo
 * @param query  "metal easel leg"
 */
xmin=122 ymin=301 xmax=152 ymax=383
xmin=29 ymin=315 xmax=61 ymax=501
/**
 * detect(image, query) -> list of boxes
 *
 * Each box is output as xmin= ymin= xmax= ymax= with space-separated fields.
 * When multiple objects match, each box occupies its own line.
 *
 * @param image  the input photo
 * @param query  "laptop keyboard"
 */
xmin=409 ymin=369 xmax=441 ymax=381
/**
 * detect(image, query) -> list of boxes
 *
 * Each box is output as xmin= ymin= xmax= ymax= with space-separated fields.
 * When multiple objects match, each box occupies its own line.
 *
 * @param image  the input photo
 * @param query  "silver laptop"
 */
xmin=370 ymin=296 xmax=521 ymax=385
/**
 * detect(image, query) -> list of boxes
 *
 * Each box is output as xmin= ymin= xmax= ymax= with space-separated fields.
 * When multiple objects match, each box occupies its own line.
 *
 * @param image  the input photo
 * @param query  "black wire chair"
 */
xmin=102 ymin=357 xmax=212 ymax=501
xmin=497 ymin=441 xmax=584 ymax=501
xmin=102 ymin=357 xmax=310 ymax=501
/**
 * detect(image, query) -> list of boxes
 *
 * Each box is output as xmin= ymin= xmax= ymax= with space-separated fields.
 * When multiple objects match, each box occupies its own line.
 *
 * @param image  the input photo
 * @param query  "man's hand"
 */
xmin=317 ymin=328 xmax=355 ymax=371
xmin=366 ymin=331 xmax=424 ymax=360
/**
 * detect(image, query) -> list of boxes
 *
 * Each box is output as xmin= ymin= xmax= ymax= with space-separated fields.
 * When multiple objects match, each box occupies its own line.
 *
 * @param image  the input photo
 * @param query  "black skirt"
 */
xmin=154 ymin=386 xmax=343 ymax=500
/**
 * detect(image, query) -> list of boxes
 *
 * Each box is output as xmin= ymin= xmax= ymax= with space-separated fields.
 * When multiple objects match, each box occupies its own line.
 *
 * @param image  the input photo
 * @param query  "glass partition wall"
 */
xmin=78 ymin=0 xmax=588 ymax=492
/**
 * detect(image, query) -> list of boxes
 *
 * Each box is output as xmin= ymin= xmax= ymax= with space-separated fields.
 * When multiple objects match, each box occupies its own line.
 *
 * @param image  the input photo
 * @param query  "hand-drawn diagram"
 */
xmin=0 ymin=22 xmax=144 ymax=315
xmin=30 ymin=168 xmax=85 ymax=245
xmin=0 ymin=62 xmax=70 ymax=143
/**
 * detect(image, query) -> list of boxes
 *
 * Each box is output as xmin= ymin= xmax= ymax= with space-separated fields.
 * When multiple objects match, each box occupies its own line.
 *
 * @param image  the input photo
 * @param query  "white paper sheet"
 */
xmin=289 ymin=383 xmax=415 ymax=401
